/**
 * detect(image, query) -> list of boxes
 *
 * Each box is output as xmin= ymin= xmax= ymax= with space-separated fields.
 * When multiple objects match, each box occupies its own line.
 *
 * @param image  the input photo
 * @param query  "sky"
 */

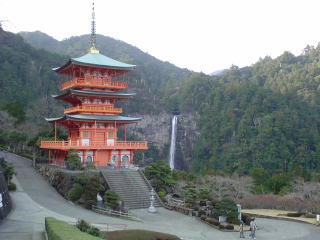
xmin=2 ymin=0 xmax=320 ymax=74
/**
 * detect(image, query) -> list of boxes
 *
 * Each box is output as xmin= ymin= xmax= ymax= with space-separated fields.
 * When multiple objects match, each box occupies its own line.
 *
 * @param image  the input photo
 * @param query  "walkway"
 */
xmin=0 ymin=151 xmax=319 ymax=240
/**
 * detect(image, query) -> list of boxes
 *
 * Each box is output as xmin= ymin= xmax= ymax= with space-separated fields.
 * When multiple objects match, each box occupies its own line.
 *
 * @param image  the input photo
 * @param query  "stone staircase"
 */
xmin=99 ymin=168 xmax=163 ymax=209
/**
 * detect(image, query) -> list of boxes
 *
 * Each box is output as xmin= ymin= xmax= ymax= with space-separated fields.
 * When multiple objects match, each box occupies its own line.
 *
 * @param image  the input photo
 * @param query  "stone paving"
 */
xmin=0 ymin=151 xmax=320 ymax=240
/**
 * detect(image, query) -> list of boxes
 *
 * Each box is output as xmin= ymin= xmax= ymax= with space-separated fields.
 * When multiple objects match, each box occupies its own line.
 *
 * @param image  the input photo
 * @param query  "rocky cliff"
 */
xmin=128 ymin=112 xmax=200 ymax=169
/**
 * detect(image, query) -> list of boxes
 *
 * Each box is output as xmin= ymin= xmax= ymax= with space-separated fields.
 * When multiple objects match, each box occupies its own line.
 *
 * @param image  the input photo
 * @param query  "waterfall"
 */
xmin=169 ymin=115 xmax=178 ymax=170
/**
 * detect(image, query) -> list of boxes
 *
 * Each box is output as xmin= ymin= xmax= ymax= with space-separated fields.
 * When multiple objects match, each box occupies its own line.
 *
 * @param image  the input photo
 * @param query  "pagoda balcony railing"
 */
xmin=64 ymin=105 xmax=122 ymax=114
xmin=40 ymin=140 xmax=148 ymax=150
xmin=60 ymin=77 xmax=127 ymax=91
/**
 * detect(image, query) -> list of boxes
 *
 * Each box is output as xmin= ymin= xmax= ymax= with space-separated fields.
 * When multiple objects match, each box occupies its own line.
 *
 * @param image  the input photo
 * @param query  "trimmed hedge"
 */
xmin=205 ymin=217 xmax=220 ymax=226
xmin=45 ymin=217 xmax=102 ymax=240
xmin=225 ymin=224 xmax=234 ymax=230
xmin=287 ymin=212 xmax=303 ymax=217
xmin=105 ymin=230 xmax=181 ymax=240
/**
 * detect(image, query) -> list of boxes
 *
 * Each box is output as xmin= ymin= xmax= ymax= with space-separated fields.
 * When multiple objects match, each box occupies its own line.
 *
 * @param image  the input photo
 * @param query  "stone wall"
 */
xmin=128 ymin=112 xmax=200 ymax=170
xmin=37 ymin=165 xmax=100 ymax=197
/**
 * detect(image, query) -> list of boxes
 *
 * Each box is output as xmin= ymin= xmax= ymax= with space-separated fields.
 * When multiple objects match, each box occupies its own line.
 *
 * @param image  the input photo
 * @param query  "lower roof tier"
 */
xmin=53 ymin=89 xmax=135 ymax=104
xmin=46 ymin=114 xmax=141 ymax=126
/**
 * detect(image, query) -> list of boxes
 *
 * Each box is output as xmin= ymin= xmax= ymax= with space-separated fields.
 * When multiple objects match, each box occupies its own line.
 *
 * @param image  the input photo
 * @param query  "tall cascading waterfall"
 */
xmin=169 ymin=115 xmax=178 ymax=169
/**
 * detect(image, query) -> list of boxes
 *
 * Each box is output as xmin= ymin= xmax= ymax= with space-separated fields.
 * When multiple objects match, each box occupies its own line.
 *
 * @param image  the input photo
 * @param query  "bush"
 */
xmin=241 ymin=213 xmax=253 ymax=225
xmin=45 ymin=217 xmax=102 ymax=240
xmin=87 ymin=227 xmax=103 ymax=238
xmin=205 ymin=217 xmax=220 ymax=226
xmin=104 ymin=190 xmax=120 ymax=210
xmin=65 ymin=149 xmax=82 ymax=170
xmin=304 ymin=213 xmax=316 ymax=218
xmin=200 ymin=216 xmax=207 ymax=221
xmin=76 ymin=219 xmax=90 ymax=232
xmin=84 ymin=200 xmax=96 ymax=209
xmin=8 ymin=182 xmax=16 ymax=191
xmin=67 ymin=183 xmax=84 ymax=201
xmin=214 ymin=197 xmax=238 ymax=223
xmin=157 ymin=189 xmax=167 ymax=198
xmin=83 ymin=176 xmax=102 ymax=202
xmin=228 ymin=217 xmax=240 ymax=225
xmin=225 ymin=224 xmax=234 ymax=230
xmin=287 ymin=212 xmax=303 ymax=217
xmin=198 ymin=210 xmax=206 ymax=217
xmin=218 ymin=224 xmax=225 ymax=229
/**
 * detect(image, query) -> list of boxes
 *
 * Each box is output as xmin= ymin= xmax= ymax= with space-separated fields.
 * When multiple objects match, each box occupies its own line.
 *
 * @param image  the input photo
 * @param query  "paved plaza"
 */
xmin=0 ymin=151 xmax=319 ymax=240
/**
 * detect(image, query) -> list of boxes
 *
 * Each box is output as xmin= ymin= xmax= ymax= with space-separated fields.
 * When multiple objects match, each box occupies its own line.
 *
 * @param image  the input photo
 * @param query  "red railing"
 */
xmin=40 ymin=140 xmax=148 ymax=150
xmin=64 ymin=104 xmax=122 ymax=114
xmin=60 ymin=77 xmax=127 ymax=90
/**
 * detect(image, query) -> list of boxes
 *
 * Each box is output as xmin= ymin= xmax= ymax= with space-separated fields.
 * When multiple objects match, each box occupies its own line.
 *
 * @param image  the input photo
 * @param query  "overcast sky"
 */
xmin=2 ymin=0 xmax=320 ymax=73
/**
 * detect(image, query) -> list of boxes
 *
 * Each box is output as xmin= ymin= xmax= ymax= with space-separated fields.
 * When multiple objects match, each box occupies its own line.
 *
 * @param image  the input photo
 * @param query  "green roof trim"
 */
xmin=53 ymin=52 xmax=135 ymax=72
xmin=46 ymin=114 xmax=141 ymax=123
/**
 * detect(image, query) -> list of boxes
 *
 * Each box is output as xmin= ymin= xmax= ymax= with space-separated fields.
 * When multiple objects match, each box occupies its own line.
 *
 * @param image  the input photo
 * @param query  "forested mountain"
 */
xmin=3 ymin=27 xmax=320 ymax=176
xmin=177 ymin=48 xmax=320 ymax=175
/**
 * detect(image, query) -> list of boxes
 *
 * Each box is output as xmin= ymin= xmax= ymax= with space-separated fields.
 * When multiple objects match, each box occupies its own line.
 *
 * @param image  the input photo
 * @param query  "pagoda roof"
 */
xmin=53 ymin=89 xmax=135 ymax=98
xmin=46 ymin=114 xmax=141 ymax=123
xmin=53 ymin=89 xmax=135 ymax=101
xmin=53 ymin=52 xmax=135 ymax=73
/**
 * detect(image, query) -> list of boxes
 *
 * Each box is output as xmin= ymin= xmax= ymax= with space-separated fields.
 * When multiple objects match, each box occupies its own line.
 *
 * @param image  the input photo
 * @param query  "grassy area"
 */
xmin=45 ymin=217 xmax=102 ymax=240
xmin=105 ymin=229 xmax=181 ymax=240
xmin=242 ymin=209 xmax=318 ymax=225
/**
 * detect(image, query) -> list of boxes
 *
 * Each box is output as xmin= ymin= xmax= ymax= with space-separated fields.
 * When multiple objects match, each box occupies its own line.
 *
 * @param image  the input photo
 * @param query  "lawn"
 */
xmin=242 ymin=209 xmax=318 ymax=225
xmin=105 ymin=229 xmax=181 ymax=240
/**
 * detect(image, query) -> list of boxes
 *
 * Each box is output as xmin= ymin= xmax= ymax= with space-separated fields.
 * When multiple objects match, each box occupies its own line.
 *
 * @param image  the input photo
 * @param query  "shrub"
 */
xmin=67 ymin=183 xmax=84 ymax=201
xmin=85 ymin=200 xmax=96 ymax=209
xmin=211 ymin=199 xmax=219 ymax=207
xmin=228 ymin=217 xmax=240 ymax=225
xmin=218 ymin=224 xmax=225 ymax=229
xmin=87 ymin=227 xmax=103 ymax=238
xmin=304 ymin=213 xmax=316 ymax=218
xmin=205 ymin=217 xmax=220 ymax=226
xmin=45 ymin=217 xmax=102 ymax=240
xmin=65 ymin=149 xmax=82 ymax=170
xmin=241 ymin=213 xmax=253 ymax=225
xmin=76 ymin=219 xmax=90 ymax=232
xmin=226 ymin=224 xmax=234 ymax=230
xmin=198 ymin=210 xmax=206 ymax=217
xmin=104 ymin=190 xmax=120 ymax=210
xmin=214 ymin=197 xmax=238 ymax=223
xmin=8 ymin=182 xmax=16 ymax=191
xmin=287 ymin=212 xmax=303 ymax=217
xmin=157 ymin=189 xmax=167 ymax=198
xmin=200 ymin=216 xmax=206 ymax=221
xmin=83 ymin=176 xmax=102 ymax=202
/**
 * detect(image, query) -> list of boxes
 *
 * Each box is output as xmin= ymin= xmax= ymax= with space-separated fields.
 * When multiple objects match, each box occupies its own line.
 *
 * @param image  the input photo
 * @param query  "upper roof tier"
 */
xmin=53 ymin=52 xmax=136 ymax=74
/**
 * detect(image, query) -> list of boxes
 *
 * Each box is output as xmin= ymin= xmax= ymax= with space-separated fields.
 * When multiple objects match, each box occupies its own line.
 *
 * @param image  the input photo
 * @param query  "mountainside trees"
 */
xmin=178 ymin=45 xmax=320 ymax=175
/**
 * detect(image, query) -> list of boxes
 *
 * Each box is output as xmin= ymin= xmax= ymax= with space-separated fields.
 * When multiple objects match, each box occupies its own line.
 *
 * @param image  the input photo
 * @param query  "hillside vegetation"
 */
xmin=2 ymin=27 xmax=320 ymax=177
xmin=177 ymin=49 xmax=320 ymax=175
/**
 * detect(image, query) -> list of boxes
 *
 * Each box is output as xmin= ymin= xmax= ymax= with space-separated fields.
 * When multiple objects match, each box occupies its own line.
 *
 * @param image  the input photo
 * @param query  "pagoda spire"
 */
xmin=89 ymin=0 xmax=99 ymax=54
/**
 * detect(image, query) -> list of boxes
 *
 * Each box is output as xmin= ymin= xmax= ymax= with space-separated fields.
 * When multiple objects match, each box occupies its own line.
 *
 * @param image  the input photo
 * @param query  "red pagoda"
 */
xmin=40 ymin=2 xmax=148 ymax=167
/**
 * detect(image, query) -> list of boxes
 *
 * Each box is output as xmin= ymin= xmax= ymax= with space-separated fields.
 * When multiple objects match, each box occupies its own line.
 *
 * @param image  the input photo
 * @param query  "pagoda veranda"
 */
xmin=40 ymin=50 xmax=148 ymax=167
